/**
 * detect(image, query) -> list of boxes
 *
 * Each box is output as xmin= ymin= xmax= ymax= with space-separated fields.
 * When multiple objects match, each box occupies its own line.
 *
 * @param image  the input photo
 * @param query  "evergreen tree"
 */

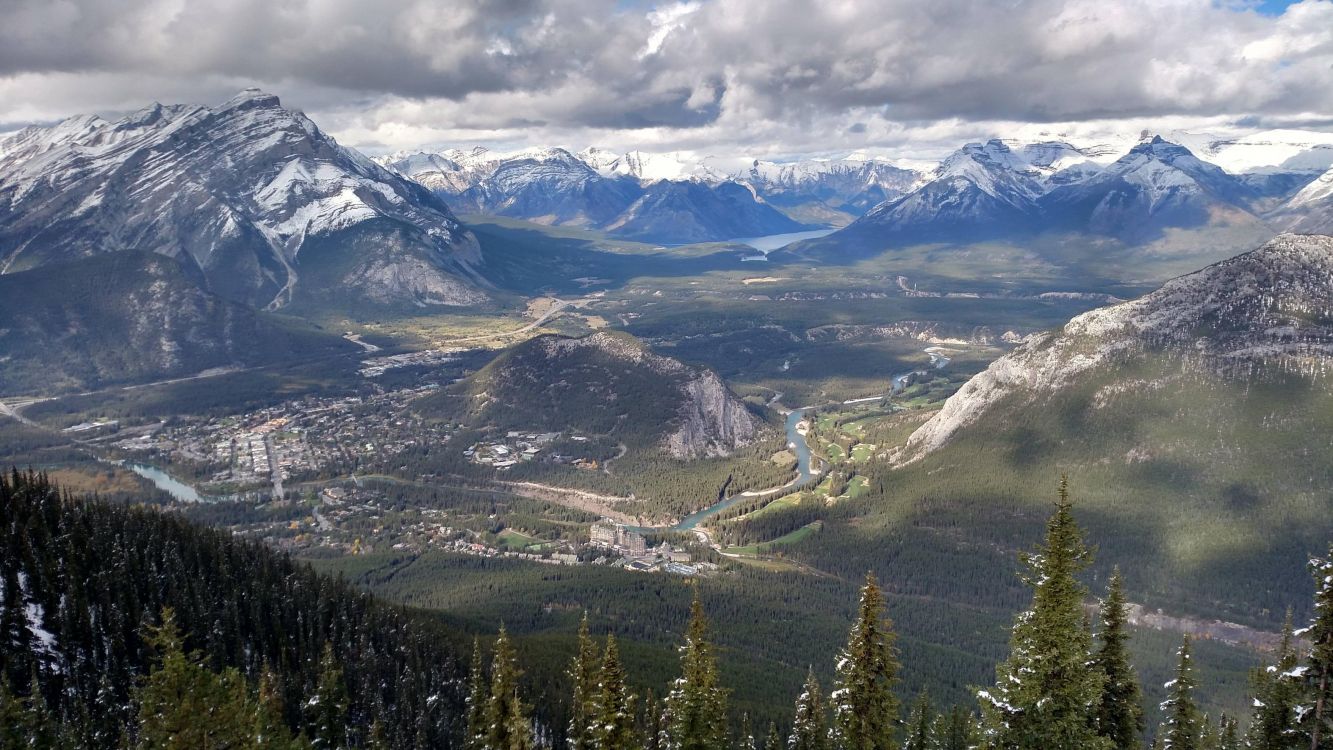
xmin=979 ymin=478 xmax=1111 ymax=750
xmin=765 ymin=723 xmax=783 ymax=750
xmin=254 ymin=669 xmax=306 ymax=750
xmin=1159 ymin=637 xmax=1202 ymax=750
xmin=902 ymin=691 xmax=933 ymax=750
xmin=1298 ymin=548 xmax=1333 ymax=750
xmin=1093 ymin=569 xmax=1144 ymax=750
xmin=134 ymin=608 xmax=251 ymax=749
xmin=306 ymin=643 xmax=349 ymax=750
xmin=830 ymin=573 xmax=899 ymax=750
xmin=465 ymin=637 xmax=488 ymax=750
xmin=789 ymin=667 xmax=829 ymax=750
xmin=932 ymin=706 xmax=978 ymax=750
xmin=1248 ymin=611 xmax=1302 ymax=750
xmin=485 ymin=627 xmax=533 ymax=750
xmin=1217 ymin=716 xmax=1240 ymax=750
xmin=664 ymin=595 xmax=728 ymax=750
xmin=739 ymin=713 xmax=756 ymax=750
xmin=594 ymin=634 xmax=638 ymax=750
xmin=570 ymin=613 xmax=601 ymax=750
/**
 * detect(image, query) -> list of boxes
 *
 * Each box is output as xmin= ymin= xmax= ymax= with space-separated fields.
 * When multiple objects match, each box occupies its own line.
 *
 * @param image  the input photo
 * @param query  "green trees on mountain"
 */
xmin=10 ymin=469 xmax=1333 ymax=749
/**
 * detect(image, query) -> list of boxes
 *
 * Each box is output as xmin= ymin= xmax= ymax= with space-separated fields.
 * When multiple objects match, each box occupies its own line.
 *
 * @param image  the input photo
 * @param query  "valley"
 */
xmin=4 ymin=87 xmax=1333 ymax=749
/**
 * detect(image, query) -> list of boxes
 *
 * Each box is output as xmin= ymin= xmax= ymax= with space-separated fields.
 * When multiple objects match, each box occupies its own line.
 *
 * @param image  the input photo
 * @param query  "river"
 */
xmin=669 ymin=350 xmax=952 ymax=531
xmin=123 ymin=462 xmax=205 ymax=502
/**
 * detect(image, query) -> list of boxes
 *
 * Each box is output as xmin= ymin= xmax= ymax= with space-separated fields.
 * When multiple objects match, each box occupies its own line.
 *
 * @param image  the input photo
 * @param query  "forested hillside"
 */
xmin=0 ymin=471 xmax=467 ymax=747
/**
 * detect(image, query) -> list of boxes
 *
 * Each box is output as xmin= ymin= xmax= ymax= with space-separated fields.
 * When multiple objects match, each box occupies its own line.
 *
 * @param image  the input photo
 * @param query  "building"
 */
xmin=589 ymin=519 xmax=647 ymax=557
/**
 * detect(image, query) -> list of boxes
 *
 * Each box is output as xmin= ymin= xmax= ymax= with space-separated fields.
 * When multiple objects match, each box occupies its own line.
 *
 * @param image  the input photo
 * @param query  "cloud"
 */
xmin=0 ymin=0 xmax=1330 ymax=156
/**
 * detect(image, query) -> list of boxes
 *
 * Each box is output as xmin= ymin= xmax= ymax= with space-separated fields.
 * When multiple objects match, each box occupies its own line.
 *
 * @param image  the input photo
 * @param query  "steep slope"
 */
xmin=841 ymin=139 xmax=1058 ymax=241
xmin=900 ymin=233 xmax=1333 ymax=459
xmin=0 ymin=252 xmax=355 ymax=395
xmin=0 ymin=90 xmax=485 ymax=309
xmin=439 ymin=331 xmax=765 ymax=458
xmin=1039 ymin=136 xmax=1261 ymax=239
xmin=1272 ymin=165 xmax=1333 ymax=234
xmin=0 ymin=471 xmax=467 ymax=748
xmin=380 ymin=147 xmax=802 ymax=243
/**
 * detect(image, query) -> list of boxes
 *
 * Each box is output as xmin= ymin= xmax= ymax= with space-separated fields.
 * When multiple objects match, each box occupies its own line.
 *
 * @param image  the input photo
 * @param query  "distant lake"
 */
xmin=728 ymin=228 xmax=835 ymax=253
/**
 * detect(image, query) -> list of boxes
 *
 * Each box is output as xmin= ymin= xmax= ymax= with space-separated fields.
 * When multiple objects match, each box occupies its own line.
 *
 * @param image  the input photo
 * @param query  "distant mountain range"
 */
xmin=375 ymin=147 xmax=826 ymax=244
xmin=836 ymin=134 xmax=1333 ymax=246
xmin=0 ymin=89 xmax=487 ymax=310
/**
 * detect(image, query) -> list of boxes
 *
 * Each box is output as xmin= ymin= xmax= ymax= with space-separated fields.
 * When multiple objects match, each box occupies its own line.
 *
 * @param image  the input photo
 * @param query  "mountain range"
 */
xmin=0 ymin=89 xmax=487 ymax=310
xmin=836 ymin=135 xmax=1333 ymax=246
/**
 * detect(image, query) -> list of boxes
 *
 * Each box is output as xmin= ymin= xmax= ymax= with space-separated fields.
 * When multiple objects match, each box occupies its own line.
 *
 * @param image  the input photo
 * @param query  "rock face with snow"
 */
xmin=377 ymin=147 xmax=805 ymax=244
xmin=0 ymin=90 xmax=485 ymax=309
xmin=440 ymin=331 xmax=766 ymax=459
xmin=837 ymin=135 xmax=1321 ymax=246
xmin=898 ymin=233 xmax=1333 ymax=460
xmin=1273 ymin=165 xmax=1333 ymax=234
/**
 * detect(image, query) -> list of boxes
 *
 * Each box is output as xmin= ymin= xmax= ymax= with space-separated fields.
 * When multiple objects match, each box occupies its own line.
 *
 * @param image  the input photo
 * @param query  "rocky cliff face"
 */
xmin=0 ymin=252 xmax=353 ymax=395
xmin=0 ymin=90 xmax=485 ymax=309
xmin=898 ymin=233 xmax=1333 ymax=460
xmin=451 ymin=331 xmax=765 ymax=459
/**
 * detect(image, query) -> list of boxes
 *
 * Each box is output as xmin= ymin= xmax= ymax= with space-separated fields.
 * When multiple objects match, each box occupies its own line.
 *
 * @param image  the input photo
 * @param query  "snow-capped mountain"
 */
xmin=0 ymin=89 xmax=485 ymax=309
xmin=1039 ymin=135 xmax=1260 ymax=238
xmin=1272 ymin=164 xmax=1333 ymax=234
xmin=838 ymin=134 xmax=1320 ymax=245
xmin=377 ymin=147 xmax=805 ymax=243
xmin=898 ymin=233 xmax=1333 ymax=461
xmin=845 ymin=139 xmax=1091 ymax=240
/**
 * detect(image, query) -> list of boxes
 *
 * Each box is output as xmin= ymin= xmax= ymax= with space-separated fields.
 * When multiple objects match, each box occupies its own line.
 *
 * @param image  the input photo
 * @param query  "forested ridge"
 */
xmin=4 ymin=471 xmax=1333 ymax=749
xmin=0 ymin=470 xmax=467 ymax=748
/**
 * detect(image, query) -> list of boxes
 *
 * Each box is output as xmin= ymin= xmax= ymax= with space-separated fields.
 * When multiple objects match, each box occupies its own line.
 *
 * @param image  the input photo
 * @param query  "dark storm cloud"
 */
xmin=0 ymin=0 xmax=1330 ymax=151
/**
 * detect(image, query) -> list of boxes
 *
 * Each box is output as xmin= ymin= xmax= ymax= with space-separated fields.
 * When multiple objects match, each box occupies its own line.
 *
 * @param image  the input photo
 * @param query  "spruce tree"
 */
xmin=979 ymin=477 xmax=1111 ymax=750
xmin=1093 ymin=568 xmax=1144 ymax=749
xmin=739 ymin=713 xmax=756 ymax=750
xmin=1248 ymin=611 xmax=1301 ymax=750
xmin=465 ymin=637 xmax=488 ymax=750
xmin=1298 ymin=548 xmax=1333 ymax=750
xmin=1159 ymin=637 xmax=1202 ymax=750
xmin=932 ymin=706 xmax=978 ymax=750
xmin=831 ymin=573 xmax=899 ymax=750
xmin=902 ymin=691 xmax=933 ymax=750
xmin=485 ymin=627 xmax=533 ymax=750
xmin=665 ymin=595 xmax=728 ymax=750
xmin=307 ymin=643 xmax=349 ymax=750
xmin=789 ymin=667 xmax=829 ymax=750
xmin=570 ymin=613 xmax=601 ymax=750
xmin=594 ymin=634 xmax=638 ymax=750
xmin=764 ymin=722 xmax=782 ymax=750
xmin=1217 ymin=716 xmax=1240 ymax=750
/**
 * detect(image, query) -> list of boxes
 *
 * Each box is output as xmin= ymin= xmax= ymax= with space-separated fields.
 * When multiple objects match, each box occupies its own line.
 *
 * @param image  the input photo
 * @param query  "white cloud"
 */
xmin=0 ymin=0 xmax=1330 ymax=158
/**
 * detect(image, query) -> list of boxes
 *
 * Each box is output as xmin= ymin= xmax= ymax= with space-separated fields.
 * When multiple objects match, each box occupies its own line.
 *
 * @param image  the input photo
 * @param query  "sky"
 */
xmin=1 ymin=0 xmax=1332 ymax=163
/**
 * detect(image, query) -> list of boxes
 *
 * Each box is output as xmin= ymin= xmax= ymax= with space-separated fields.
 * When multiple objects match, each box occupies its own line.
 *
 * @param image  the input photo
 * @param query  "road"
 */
xmin=442 ymin=298 xmax=577 ymax=345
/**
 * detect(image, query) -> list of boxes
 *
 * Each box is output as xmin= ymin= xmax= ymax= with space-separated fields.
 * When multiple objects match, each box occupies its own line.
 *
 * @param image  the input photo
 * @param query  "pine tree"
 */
xmin=1217 ymin=716 xmax=1240 ymax=750
xmin=1159 ymin=637 xmax=1202 ymax=750
xmin=134 ymin=608 xmax=252 ymax=749
xmin=253 ymin=669 xmax=305 ymax=750
xmin=979 ymin=478 xmax=1111 ymax=750
xmin=485 ymin=627 xmax=533 ymax=750
xmin=789 ymin=667 xmax=829 ymax=750
xmin=570 ymin=613 xmax=601 ymax=750
xmin=1248 ymin=611 xmax=1302 ymax=750
xmin=664 ymin=595 xmax=728 ymax=750
xmin=465 ymin=637 xmax=488 ymax=750
xmin=831 ymin=573 xmax=899 ymax=750
xmin=1298 ymin=548 xmax=1333 ymax=750
xmin=932 ymin=706 xmax=978 ymax=750
xmin=306 ymin=643 xmax=349 ymax=750
xmin=739 ymin=713 xmax=756 ymax=750
xmin=594 ymin=634 xmax=638 ymax=750
xmin=902 ymin=691 xmax=933 ymax=750
xmin=1093 ymin=569 xmax=1144 ymax=750
xmin=764 ymin=722 xmax=782 ymax=750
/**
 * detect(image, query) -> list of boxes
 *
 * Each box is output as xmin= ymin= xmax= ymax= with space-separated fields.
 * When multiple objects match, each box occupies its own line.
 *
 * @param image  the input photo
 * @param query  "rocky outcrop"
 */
xmin=897 ymin=233 xmax=1333 ymax=461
